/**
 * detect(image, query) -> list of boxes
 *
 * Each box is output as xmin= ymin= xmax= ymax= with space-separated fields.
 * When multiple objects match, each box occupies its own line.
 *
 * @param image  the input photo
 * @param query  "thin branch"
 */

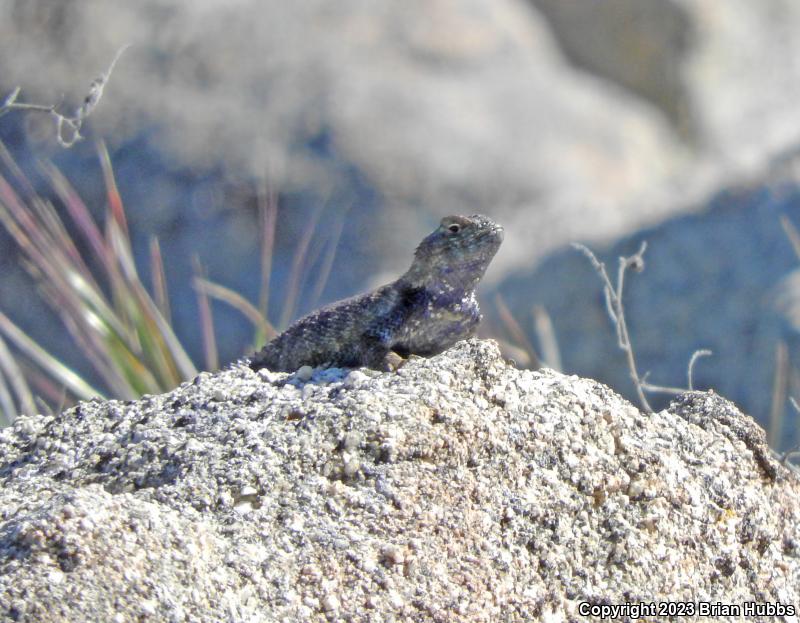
xmin=574 ymin=242 xmax=653 ymax=413
xmin=687 ymin=349 xmax=712 ymax=391
xmin=640 ymin=381 xmax=692 ymax=396
xmin=2 ymin=87 xmax=20 ymax=109
xmin=638 ymin=369 xmax=704 ymax=396
xmin=0 ymin=86 xmax=56 ymax=118
xmin=0 ymin=45 xmax=129 ymax=147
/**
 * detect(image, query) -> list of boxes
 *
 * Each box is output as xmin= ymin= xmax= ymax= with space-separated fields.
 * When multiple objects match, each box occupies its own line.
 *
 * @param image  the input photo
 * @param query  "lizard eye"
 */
xmin=447 ymin=223 xmax=461 ymax=234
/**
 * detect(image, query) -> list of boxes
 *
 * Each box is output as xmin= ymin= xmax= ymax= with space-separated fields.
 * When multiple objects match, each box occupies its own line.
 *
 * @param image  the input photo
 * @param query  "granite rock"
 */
xmin=1 ymin=340 xmax=798 ymax=621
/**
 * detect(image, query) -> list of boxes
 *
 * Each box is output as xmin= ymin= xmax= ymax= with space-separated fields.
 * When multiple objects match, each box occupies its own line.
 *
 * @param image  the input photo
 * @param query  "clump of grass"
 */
xmin=0 ymin=141 xmax=199 ymax=423
xmin=0 ymin=139 xmax=343 ymax=425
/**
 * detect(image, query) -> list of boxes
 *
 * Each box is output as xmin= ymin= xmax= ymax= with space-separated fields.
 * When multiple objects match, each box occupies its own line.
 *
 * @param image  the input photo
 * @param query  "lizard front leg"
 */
xmin=355 ymin=333 xmax=406 ymax=371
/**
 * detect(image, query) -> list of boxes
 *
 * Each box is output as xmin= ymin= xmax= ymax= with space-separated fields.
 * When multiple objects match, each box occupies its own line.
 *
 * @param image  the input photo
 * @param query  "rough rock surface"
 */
xmin=1 ymin=340 xmax=799 ymax=621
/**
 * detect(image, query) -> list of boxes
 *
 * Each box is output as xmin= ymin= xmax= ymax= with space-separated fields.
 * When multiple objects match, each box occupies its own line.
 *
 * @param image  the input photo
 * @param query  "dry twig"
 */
xmin=687 ymin=349 xmax=712 ymax=391
xmin=575 ymin=242 xmax=714 ymax=411
xmin=573 ymin=242 xmax=653 ymax=412
xmin=0 ymin=45 xmax=129 ymax=147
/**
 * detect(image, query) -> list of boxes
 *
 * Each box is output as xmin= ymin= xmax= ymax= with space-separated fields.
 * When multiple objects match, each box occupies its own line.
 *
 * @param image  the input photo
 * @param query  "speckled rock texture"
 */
xmin=1 ymin=339 xmax=799 ymax=622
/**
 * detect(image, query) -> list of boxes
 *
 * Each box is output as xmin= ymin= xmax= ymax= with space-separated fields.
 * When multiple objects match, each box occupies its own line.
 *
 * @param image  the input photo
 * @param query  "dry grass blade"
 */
xmin=42 ymin=161 xmax=111 ymax=272
xmin=257 ymin=183 xmax=277 ymax=320
xmin=99 ymin=141 xmax=129 ymax=238
xmin=769 ymin=341 xmax=789 ymax=449
xmin=0 ymin=332 xmax=35 ymax=416
xmin=0 ymin=142 xmax=97 ymax=284
xmin=0 ymin=173 xmax=93 ymax=292
xmin=194 ymin=277 xmax=275 ymax=341
xmin=0 ymin=136 xmax=299 ymax=417
xmin=0 ymin=367 xmax=16 ymax=425
xmin=494 ymin=294 xmax=541 ymax=368
xmin=130 ymin=284 xmax=198 ymax=381
xmin=280 ymin=203 xmax=324 ymax=329
xmin=0 ymin=169 xmax=132 ymax=395
xmin=780 ymin=215 xmax=800 ymax=261
xmin=0 ymin=140 xmax=37 ymax=195
xmin=193 ymin=256 xmax=218 ymax=371
xmin=532 ymin=304 xmax=561 ymax=371
xmin=308 ymin=208 xmax=348 ymax=311
xmin=150 ymin=237 xmax=171 ymax=323
xmin=781 ymin=397 xmax=800 ymax=465
xmin=0 ymin=334 xmax=21 ymax=424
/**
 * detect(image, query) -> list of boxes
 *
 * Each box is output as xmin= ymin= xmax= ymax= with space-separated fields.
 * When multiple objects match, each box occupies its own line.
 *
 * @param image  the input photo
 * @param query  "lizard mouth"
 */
xmin=477 ymin=225 xmax=504 ymax=245
xmin=492 ymin=225 xmax=505 ymax=243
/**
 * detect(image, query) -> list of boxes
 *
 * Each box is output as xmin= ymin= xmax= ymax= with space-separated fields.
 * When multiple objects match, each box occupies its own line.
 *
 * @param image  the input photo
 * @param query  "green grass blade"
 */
xmin=0 ymin=310 xmax=103 ymax=400
xmin=192 ymin=256 xmax=218 ymax=371
xmin=194 ymin=277 xmax=275 ymax=342
xmin=0 ymin=332 xmax=35 ymax=415
xmin=41 ymin=161 xmax=112 ymax=274
xmin=149 ymin=237 xmax=171 ymax=324
xmin=98 ymin=141 xmax=129 ymax=238
xmin=0 ymin=355 xmax=17 ymax=425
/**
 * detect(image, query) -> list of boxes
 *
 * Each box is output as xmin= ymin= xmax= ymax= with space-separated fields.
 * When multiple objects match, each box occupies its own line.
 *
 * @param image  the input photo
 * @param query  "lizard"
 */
xmin=249 ymin=214 xmax=504 ymax=372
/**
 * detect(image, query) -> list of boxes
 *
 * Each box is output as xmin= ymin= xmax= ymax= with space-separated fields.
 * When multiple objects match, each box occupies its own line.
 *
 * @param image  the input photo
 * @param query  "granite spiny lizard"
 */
xmin=249 ymin=214 xmax=504 ymax=372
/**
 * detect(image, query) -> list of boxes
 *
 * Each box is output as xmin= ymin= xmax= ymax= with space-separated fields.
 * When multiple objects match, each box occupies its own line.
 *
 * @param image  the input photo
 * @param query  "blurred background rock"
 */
xmin=2 ymin=0 xmax=800 ymax=448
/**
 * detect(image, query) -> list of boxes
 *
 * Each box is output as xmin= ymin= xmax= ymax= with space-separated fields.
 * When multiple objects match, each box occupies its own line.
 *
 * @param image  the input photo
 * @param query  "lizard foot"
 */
xmin=382 ymin=351 xmax=406 ymax=372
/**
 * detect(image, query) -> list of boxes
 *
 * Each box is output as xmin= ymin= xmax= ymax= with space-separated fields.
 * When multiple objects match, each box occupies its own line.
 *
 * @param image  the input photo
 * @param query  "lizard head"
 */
xmin=405 ymin=214 xmax=504 ymax=292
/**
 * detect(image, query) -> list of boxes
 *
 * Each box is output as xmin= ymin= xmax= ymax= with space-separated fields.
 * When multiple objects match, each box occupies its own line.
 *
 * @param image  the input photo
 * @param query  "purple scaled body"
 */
xmin=249 ymin=214 xmax=504 ymax=372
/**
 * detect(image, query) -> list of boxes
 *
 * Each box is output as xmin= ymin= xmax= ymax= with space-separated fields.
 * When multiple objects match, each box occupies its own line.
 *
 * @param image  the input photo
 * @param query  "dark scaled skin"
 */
xmin=249 ymin=214 xmax=504 ymax=372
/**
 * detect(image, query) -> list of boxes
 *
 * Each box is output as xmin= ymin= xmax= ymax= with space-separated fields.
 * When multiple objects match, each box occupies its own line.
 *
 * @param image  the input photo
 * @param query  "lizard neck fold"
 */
xmin=400 ymin=260 xmax=486 ymax=295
